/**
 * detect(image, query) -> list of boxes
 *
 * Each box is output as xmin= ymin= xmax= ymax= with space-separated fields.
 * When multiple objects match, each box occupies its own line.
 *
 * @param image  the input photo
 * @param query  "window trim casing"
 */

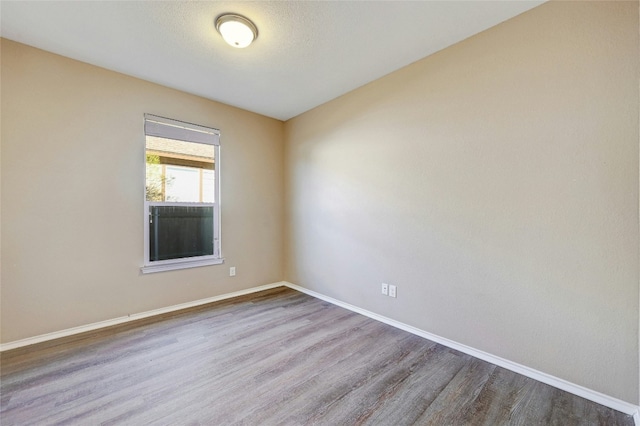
xmin=141 ymin=114 xmax=223 ymax=274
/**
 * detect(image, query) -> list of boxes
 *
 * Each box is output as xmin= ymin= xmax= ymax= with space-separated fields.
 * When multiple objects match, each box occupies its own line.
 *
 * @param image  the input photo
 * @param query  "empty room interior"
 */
xmin=1 ymin=0 xmax=639 ymax=424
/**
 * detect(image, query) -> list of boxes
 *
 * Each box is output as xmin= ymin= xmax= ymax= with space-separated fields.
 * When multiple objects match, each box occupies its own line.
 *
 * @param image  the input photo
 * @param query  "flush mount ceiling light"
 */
xmin=215 ymin=14 xmax=258 ymax=48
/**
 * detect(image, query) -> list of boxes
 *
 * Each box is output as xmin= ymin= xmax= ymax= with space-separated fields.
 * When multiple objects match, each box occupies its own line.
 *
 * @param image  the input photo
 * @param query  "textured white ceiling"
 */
xmin=1 ymin=1 xmax=544 ymax=121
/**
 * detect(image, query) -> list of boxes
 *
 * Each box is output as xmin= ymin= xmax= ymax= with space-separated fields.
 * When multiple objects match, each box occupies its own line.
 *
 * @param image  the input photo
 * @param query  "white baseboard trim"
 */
xmin=283 ymin=282 xmax=640 ymax=418
xmin=0 ymin=282 xmax=286 ymax=352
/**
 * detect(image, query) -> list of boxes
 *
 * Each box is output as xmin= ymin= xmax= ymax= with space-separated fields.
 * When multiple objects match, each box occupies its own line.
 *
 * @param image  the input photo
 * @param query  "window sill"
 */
xmin=141 ymin=257 xmax=224 ymax=274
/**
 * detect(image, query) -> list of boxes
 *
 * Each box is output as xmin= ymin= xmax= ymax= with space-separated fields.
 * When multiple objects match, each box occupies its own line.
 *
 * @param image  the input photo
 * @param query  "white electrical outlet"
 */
xmin=381 ymin=283 xmax=389 ymax=295
xmin=389 ymin=285 xmax=397 ymax=298
xmin=230 ymin=267 xmax=236 ymax=277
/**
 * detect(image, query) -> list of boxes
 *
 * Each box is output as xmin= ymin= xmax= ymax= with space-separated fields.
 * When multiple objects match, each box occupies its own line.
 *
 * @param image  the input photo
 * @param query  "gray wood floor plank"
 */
xmin=455 ymin=365 xmax=538 ymax=425
xmin=316 ymin=342 xmax=438 ymax=422
xmin=1 ymin=287 xmax=633 ymax=426
xmin=360 ymin=347 xmax=469 ymax=426
xmin=413 ymin=357 xmax=496 ymax=425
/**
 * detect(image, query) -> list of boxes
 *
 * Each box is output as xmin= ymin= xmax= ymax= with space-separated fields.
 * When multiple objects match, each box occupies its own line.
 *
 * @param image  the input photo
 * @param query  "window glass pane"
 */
xmin=145 ymin=162 xmax=161 ymax=202
xmin=165 ymin=166 xmax=199 ymax=202
xmin=145 ymin=136 xmax=215 ymax=202
xmin=149 ymin=206 xmax=214 ymax=261
xmin=202 ymin=169 xmax=215 ymax=203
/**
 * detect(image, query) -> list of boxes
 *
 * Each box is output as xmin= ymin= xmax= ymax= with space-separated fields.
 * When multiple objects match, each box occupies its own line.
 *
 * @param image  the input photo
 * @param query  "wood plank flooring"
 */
xmin=0 ymin=287 xmax=633 ymax=425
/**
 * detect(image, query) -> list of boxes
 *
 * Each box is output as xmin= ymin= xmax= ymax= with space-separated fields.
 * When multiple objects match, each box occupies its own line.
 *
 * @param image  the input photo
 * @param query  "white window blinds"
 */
xmin=144 ymin=114 xmax=220 ymax=146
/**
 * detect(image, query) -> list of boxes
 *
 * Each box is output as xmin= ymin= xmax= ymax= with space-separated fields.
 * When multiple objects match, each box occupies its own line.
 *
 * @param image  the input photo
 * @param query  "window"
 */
xmin=142 ymin=114 xmax=222 ymax=273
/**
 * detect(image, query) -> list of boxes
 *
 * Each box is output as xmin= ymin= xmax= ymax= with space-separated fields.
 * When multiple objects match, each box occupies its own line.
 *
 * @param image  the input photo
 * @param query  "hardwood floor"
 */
xmin=0 ymin=287 xmax=633 ymax=425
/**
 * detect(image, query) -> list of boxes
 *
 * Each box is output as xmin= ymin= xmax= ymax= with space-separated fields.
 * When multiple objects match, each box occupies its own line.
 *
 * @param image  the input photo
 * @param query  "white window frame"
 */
xmin=141 ymin=114 xmax=223 ymax=274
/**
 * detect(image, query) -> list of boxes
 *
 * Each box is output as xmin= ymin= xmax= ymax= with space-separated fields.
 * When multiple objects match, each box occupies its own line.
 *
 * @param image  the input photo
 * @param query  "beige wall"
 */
xmin=1 ymin=39 xmax=284 ymax=343
xmin=284 ymin=1 xmax=639 ymax=403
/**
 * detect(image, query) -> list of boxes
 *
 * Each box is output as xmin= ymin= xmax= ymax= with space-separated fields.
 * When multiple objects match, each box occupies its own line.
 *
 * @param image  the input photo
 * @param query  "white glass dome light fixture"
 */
xmin=215 ymin=14 xmax=258 ymax=48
